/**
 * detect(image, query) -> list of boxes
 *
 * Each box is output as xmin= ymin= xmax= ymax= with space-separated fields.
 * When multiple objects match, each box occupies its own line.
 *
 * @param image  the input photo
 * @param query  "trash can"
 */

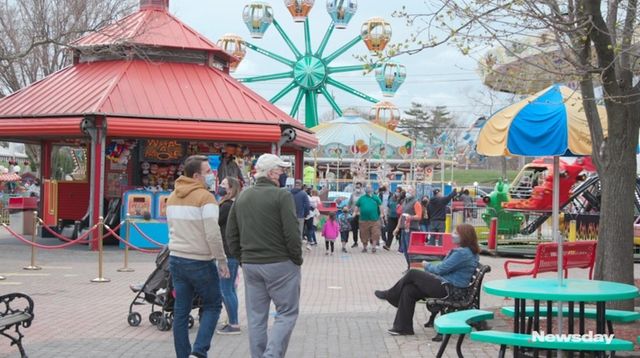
xmin=8 ymin=197 xmax=38 ymax=235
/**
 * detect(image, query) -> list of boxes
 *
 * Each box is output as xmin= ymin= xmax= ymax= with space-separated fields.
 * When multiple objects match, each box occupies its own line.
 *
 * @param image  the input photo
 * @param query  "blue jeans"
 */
xmin=219 ymin=257 xmax=239 ymax=325
xmin=305 ymin=219 xmax=317 ymax=244
xmin=169 ymin=256 xmax=223 ymax=358
xmin=400 ymin=230 xmax=411 ymax=268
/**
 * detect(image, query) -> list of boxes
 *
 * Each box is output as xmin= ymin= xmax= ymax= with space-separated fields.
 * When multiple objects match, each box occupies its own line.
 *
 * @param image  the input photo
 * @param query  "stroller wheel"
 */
xmin=127 ymin=312 xmax=142 ymax=327
xmin=149 ymin=311 xmax=163 ymax=325
xmin=188 ymin=315 xmax=195 ymax=329
xmin=157 ymin=315 xmax=172 ymax=331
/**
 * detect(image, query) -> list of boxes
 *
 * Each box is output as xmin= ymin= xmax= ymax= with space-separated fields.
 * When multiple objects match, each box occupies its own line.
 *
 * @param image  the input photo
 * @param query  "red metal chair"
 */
xmin=407 ymin=232 xmax=457 ymax=262
xmin=503 ymin=241 xmax=597 ymax=279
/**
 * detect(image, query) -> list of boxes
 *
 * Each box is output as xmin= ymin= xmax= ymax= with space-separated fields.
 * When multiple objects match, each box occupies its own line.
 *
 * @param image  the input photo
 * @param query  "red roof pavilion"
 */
xmin=0 ymin=0 xmax=317 ymax=248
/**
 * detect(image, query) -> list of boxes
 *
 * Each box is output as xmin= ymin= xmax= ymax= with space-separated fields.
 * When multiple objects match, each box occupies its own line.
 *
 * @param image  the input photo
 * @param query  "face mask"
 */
xmin=452 ymin=233 xmax=461 ymax=245
xmin=365 ymin=188 xmax=373 ymax=195
xmin=355 ymin=187 xmax=362 ymax=193
xmin=218 ymin=187 xmax=228 ymax=197
xmin=405 ymin=193 xmax=413 ymax=199
xmin=204 ymin=173 xmax=216 ymax=189
xmin=278 ymin=173 xmax=287 ymax=188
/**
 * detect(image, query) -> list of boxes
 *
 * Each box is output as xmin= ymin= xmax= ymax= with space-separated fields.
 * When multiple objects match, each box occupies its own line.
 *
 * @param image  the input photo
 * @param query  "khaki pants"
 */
xmin=359 ymin=220 xmax=381 ymax=247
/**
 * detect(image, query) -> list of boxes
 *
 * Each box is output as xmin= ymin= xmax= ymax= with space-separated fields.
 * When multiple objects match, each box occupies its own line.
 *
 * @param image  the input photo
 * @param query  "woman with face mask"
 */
xmin=373 ymin=224 xmax=480 ymax=336
xmin=216 ymin=177 xmax=243 ymax=335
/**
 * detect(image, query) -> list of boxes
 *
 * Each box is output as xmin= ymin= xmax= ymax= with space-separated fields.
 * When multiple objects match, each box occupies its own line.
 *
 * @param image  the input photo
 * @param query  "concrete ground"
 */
xmin=1 ymin=231 xmax=639 ymax=358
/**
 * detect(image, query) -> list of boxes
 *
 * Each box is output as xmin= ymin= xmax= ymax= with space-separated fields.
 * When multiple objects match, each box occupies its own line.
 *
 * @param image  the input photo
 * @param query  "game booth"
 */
xmin=0 ymin=0 xmax=318 ymax=249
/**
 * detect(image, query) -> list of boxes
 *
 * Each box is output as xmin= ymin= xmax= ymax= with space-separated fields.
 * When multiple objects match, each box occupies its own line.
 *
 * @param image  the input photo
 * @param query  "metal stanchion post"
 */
xmin=91 ymin=216 xmax=110 ymax=283
xmin=118 ymin=214 xmax=134 ymax=272
xmin=24 ymin=211 xmax=42 ymax=270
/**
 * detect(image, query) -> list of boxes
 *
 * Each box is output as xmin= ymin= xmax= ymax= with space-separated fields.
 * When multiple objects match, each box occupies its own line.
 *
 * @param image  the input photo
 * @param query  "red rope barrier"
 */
xmin=1 ymin=223 xmax=100 ymax=249
xmin=130 ymin=222 xmax=166 ymax=247
xmin=103 ymin=225 xmax=161 ymax=254
xmin=101 ymin=221 xmax=124 ymax=239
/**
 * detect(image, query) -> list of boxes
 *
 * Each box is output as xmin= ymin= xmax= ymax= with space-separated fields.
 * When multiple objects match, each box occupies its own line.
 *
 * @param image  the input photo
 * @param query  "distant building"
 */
xmin=0 ymin=142 xmax=28 ymax=163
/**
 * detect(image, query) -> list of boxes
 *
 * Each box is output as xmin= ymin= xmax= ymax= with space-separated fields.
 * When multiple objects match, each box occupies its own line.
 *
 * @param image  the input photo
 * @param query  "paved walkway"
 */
xmin=1 ymin=232 xmax=639 ymax=357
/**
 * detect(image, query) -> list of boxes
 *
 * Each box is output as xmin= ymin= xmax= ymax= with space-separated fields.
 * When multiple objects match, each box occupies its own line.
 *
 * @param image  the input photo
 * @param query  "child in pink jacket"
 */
xmin=322 ymin=211 xmax=340 ymax=255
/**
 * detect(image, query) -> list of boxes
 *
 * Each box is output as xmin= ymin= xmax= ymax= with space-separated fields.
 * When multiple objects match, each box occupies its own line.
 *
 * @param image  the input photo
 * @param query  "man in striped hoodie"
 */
xmin=167 ymin=155 xmax=230 ymax=358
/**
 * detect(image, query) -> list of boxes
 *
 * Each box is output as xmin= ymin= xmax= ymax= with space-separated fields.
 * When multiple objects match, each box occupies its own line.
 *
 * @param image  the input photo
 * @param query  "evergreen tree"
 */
xmin=400 ymin=102 xmax=455 ymax=144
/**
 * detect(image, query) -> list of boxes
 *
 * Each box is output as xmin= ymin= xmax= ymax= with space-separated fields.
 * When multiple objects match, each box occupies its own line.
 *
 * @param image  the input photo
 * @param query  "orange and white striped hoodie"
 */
xmin=166 ymin=176 xmax=227 ymax=264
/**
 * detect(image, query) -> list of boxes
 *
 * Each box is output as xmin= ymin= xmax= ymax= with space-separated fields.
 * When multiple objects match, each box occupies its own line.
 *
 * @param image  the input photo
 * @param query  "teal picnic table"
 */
xmin=481 ymin=278 xmax=638 ymax=357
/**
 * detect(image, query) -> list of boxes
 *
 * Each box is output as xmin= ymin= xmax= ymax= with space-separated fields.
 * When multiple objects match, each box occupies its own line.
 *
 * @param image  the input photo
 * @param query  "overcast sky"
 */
xmin=169 ymin=1 xmax=502 ymax=127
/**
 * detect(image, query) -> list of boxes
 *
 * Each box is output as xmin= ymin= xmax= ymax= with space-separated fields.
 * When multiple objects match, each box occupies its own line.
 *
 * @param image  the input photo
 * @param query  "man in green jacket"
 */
xmin=226 ymin=153 xmax=302 ymax=358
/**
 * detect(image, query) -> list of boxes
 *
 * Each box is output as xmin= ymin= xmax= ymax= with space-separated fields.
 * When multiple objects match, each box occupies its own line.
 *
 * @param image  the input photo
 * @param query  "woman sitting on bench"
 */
xmin=374 ymin=223 xmax=480 ymax=336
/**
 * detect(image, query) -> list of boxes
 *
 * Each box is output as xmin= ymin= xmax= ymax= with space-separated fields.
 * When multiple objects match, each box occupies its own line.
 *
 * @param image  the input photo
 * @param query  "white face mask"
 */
xmin=452 ymin=233 xmax=461 ymax=245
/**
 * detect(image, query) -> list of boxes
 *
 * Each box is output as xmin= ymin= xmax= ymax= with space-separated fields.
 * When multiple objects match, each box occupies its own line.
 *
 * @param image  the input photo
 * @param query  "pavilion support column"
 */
xmin=83 ymin=116 xmax=106 ymax=251
xmin=295 ymin=150 xmax=303 ymax=180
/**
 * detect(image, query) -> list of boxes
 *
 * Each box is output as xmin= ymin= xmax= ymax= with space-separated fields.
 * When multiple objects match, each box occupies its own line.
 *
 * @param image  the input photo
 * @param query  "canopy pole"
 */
xmin=553 ymin=156 xmax=563 ymax=342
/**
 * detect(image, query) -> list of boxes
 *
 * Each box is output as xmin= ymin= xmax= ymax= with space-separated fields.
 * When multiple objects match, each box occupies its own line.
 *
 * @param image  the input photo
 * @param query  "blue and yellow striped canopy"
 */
xmin=477 ymin=85 xmax=608 ymax=156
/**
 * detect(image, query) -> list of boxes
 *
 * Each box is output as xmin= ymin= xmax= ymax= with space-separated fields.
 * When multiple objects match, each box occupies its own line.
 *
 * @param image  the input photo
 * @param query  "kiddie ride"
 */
xmin=479 ymin=157 xmax=640 ymax=256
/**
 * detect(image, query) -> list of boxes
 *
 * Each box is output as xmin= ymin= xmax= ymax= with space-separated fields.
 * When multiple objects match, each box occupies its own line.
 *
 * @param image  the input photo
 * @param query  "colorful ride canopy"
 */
xmin=477 ymin=84 xmax=608 ymax=157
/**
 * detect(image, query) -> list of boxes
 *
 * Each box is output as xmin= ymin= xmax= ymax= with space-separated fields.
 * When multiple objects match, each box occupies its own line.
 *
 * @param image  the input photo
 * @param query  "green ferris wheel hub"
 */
xmin=293 ymin=56 xmax=327 ymax=90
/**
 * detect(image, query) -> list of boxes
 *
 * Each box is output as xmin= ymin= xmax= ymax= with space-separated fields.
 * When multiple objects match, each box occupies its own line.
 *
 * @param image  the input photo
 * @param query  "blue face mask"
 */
xmin=217 ymin=187 xmax=228 ymax=197
xmin=204 ymin=173 xmax=216 ymax=188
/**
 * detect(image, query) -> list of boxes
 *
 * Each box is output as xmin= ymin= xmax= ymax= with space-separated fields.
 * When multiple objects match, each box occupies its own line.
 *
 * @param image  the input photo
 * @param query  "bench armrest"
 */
xmin=0 ymin=292 xmax=35 ymax=327
xmin=503 ymin=259 xmax=535 ymax=276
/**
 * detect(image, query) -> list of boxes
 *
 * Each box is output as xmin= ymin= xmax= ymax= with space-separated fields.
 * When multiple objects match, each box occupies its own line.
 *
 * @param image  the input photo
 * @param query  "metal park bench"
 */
xmin=0 ymin=293 xmax=35 ymax=358
xmin=503 ymin=241 xmax=597 ymax=279
xmin=424 ymin=264 xmax=492 ymax=341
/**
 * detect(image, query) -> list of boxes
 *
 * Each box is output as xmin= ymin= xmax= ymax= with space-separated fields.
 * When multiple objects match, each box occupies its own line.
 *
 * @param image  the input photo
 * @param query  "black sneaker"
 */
xmin=383 ymin=245 xmax=390 ymax=251
xmin=217 ymin=324 xmax=241 ymax=335
xmin=351 ymin=243 xmax=358 ymax=248
xmin=387 ymin=329 xmax=414 ymax=336
xmin=374 ymin=290 xmax=387 ymax=300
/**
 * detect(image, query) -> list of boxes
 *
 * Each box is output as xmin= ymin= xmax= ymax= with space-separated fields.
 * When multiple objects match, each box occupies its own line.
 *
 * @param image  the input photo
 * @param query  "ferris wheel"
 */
xmin=217 ymin=0 xmax=407 ymax=128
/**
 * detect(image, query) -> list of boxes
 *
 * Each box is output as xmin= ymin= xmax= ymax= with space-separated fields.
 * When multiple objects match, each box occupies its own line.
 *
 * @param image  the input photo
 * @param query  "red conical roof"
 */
xmin=72 ymin=1 xmax=231 ymax=61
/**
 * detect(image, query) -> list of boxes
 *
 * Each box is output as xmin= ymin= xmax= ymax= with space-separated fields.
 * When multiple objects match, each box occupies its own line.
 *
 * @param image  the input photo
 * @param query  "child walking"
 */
xmin=322 ymin=211 xmax=340 ymax=255
xmin=337 ymin=207 xmax=352 ymax=253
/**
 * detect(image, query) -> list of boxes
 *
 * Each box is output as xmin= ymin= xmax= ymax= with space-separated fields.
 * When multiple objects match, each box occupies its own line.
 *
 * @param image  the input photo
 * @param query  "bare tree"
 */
xmin=382 ymin=1 xmax=640 ymax=308
xmin=0 ymin=0 xmax=135 ymax=95
xmin=0 ymin=0 xmax=135 ymax=169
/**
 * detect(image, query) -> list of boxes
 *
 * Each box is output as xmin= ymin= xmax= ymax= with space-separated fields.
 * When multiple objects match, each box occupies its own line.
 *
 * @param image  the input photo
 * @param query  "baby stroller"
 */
xmin=126 ymin=246 xmax=200 ymax=331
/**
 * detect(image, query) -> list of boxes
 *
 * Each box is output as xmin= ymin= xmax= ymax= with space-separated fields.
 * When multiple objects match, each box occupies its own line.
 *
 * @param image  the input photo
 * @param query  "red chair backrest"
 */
xmin=563 ymin=241 xmax=597 ymax=269
xmin=534 ymin=243 xmax=560 ymax=273
xmin=408 ymin=232 xmax=457 ymax=256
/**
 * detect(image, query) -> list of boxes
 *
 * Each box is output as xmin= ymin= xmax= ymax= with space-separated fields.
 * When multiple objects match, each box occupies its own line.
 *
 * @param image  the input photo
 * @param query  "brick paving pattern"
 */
xmin=1 ymin=231 xmax=639 ymax=357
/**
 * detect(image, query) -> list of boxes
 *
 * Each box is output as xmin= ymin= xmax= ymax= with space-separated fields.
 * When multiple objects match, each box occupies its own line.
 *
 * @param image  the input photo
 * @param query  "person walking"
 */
xmin=419 ymin=196 xmax=430 ymax=232
xmin=427 ymin=188 xmax=457 ymax=244
xmin=306 ymin=189 xmax=322 ymax=246
xmin=355 ymin=186 xmax=384 ymax=253
xmin=166 ymin=155 xmax=230 ymax=358
xmin=337 ymin=206 xmax=352 ymax=253
xmin=217 ymin=177 xmax=243 ymax=335
xmin=383 ymin=193 xmax=399 ymax=250
xmin=322 ymin=211 xmax=340 ymax=255
xmin=347 ymin=182 xmax=365 ymax=248
xmin=290 ymin=180 xmax=310 ymax=247
xmin=226 ymin=154 xmax=302 ymax=358
xmin=393 ymin=186 xmax=423 ymax=269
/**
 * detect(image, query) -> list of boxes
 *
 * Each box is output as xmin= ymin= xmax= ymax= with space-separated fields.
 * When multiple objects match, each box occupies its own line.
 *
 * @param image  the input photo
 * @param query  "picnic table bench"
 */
xmin=503 ymin=240 xmax=597 ymax=279
xmin=1 ymin=293 xmax=34 ymax=358
xmin=471 ymin=330 xmax=634 ymax=357
xmin=500 ymin=306 xmax=640 ymax=335
xmin=433 ymin=309 xmax=494 ymax=358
